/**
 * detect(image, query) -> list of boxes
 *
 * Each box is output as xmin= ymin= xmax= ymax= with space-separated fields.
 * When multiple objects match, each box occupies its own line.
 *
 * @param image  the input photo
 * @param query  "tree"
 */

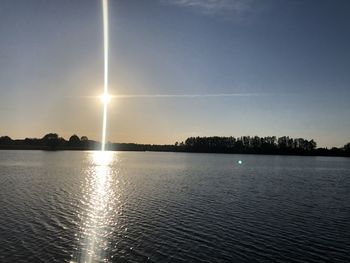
xmin=344 ymin=143 xmax=350 ymax=153
xmin=309 ymin=139 xmax=317 ymax=151
xmin=42 ymin=133 xmax=58 ymax=140
xmin=69 ymin=134 xmax=81 ymax=147
xmin=252 ymin=136 xmax=261 ymax=149
xmin=278 ymin=136 xmax=289 ymax=150
xmin=42 ymin=133 xmax=59 ymax=150
xmin=0 ymin=136 xmax=12 ymax=144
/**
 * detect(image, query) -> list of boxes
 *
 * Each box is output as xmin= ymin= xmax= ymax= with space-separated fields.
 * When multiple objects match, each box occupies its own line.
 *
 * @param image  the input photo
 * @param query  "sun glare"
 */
xmin=99 ymin=93 xmax=111 ymax=104
xmin=93 ymin=150 xmax=113 ymax=166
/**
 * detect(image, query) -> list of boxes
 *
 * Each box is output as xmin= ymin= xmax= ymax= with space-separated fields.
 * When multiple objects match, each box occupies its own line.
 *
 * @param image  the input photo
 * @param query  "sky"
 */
xmin=0 ymin=0 xmax=350 ymax=147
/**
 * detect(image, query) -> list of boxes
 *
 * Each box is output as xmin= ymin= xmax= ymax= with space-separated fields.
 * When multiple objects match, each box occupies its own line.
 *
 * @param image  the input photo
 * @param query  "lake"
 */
xmin=0 ymin=150 xmax=349 ymax=262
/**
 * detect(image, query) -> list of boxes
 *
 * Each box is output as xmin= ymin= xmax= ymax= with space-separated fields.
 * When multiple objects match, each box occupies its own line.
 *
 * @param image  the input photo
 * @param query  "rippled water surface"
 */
xmin=0 ymin=150 xmax=349 ymax=262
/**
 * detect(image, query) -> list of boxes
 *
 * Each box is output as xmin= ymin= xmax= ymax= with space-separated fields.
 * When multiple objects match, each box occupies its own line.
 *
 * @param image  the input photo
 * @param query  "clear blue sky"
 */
xmin=1 ymin=0 xmax=349 ymax=147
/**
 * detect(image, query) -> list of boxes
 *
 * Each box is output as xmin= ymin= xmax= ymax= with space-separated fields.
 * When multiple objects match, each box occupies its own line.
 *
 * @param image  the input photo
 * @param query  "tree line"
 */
xmin=176 ymin=136 xmax=350 ymax=156
xmin=0 ymin=133 xmax=93 ymax=150
xmin=0 ymin=133 xmax=349 ymax=157
xmin=181 ymin=136 xmax=317 ymax=154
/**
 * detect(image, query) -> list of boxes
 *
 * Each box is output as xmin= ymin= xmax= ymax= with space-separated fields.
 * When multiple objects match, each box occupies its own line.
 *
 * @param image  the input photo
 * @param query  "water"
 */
xmin=0 ymin=150 xmax=349 ymax=263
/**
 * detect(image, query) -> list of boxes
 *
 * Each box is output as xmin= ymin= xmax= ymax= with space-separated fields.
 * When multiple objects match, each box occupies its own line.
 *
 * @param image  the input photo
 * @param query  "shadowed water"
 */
xmin=0 ymin=150 xmax=349 ymax=262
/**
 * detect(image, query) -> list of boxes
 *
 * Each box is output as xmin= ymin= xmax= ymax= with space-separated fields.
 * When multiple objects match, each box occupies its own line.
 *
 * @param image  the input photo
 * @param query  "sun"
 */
xmin=99 ymin=93 xmax=111 ymax=104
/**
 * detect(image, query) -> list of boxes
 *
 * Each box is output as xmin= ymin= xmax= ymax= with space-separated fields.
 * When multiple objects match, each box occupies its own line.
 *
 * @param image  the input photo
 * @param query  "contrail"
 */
xmin=101 ymin=0 xmax=109 ymax=151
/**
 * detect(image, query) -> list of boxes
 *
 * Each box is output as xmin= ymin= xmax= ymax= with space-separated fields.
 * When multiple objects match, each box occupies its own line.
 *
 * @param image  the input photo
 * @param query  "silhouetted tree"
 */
xmin=69 ymin=134 xmax=81 ymax=148
xmin=344 ymin=143 xmax=350 ymax=155
xmin=0 ymin=136 xmax=12 ymax=144
xmin=42 ymin=133 xmax=58 ymax=140
xmin=42 ymin=133 xmax=59 ymax=150
xmin=309 ymin=139 xmax=317 ymax=151
xmin=182 ymin=135 xmax=319 ymax=155
xmin=69 ymin=134 xmax=80 ymax=143
xmin=80 ymin=136 xmax=89 ymax=148
xmin=278 ymin=136 xmax=289 ymax=150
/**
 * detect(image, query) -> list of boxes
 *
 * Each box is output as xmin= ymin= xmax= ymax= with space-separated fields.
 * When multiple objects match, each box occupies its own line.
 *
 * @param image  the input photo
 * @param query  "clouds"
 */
xmin=161 ymin=0 xmax=253 ymax=15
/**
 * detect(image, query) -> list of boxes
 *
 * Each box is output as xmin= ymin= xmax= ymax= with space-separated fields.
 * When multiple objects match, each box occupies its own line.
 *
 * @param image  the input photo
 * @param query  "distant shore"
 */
xmin=1 ymin=133 xmax=349 ymax=158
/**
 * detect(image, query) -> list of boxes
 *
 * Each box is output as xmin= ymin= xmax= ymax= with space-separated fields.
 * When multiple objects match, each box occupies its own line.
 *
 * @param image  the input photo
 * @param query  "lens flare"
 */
xmin=101 ymin=0 xmax=109 ymax=152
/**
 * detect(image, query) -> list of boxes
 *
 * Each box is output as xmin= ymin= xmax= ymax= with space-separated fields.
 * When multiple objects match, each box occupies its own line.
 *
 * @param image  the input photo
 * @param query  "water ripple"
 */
xmin=0 ymin=151 xmax=349 ymax=262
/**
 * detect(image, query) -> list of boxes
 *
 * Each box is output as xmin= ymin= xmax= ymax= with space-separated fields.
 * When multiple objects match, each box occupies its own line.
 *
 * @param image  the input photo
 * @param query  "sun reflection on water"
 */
xmin=93 ymin=151 xmax=113 ymax=166
xmin=71 ymin=151 xmax=118 ymax=263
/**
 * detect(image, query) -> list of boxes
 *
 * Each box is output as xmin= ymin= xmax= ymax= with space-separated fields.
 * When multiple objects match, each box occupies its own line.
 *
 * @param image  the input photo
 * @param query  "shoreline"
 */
xmin=0 ymin=147 xmax=349 ymax=158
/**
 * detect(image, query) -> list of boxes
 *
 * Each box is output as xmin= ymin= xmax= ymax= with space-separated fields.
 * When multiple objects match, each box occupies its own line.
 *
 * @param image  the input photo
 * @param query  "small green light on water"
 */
xmin=238 ymin=160 xmax=242 ymax=164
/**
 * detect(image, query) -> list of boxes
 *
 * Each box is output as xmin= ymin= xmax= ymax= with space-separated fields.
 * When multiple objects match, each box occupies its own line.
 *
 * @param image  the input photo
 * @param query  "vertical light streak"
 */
xmin=101 ymin=0 xmax=109 ymax=151
xmin=71 ymin=3 xmax=112 ymax=263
